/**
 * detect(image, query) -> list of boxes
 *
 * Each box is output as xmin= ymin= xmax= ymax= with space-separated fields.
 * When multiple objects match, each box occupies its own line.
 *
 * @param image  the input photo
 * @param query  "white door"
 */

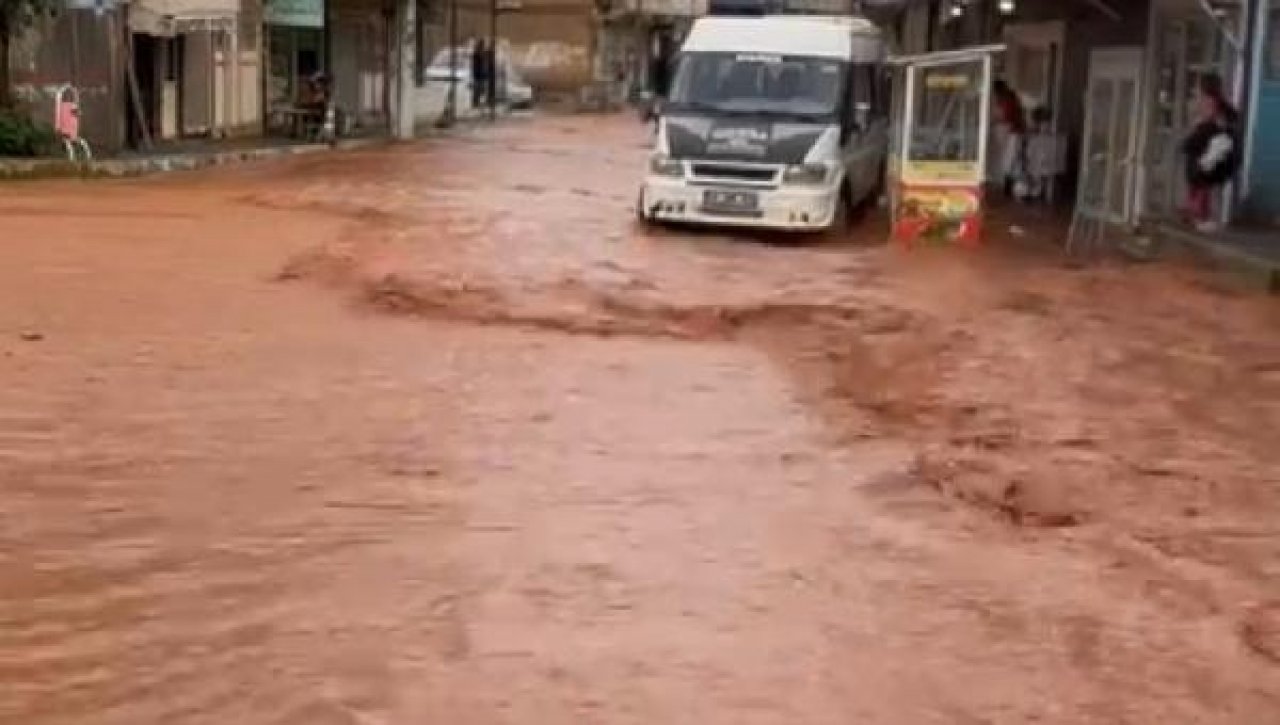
xmin=1142 ymin=9 xmax=1243 ymax=220
xmin=1079 ymin=48 xmax=1143 ymax=225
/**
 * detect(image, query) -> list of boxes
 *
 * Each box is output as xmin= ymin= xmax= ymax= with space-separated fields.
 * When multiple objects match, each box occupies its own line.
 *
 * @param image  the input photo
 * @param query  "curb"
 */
xmin=1157 ymin=222 xmax=1280 ymax=293
xmin=0 ymin=136 xmax=388 ymax=181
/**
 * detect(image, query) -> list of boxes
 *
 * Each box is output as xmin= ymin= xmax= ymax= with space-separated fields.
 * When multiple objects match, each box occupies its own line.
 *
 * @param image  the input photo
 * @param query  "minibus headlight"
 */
xmin=649 ymin=155 xmax=684 ymax=177
xmin=783 ymin=162 xmax=832 ymax=186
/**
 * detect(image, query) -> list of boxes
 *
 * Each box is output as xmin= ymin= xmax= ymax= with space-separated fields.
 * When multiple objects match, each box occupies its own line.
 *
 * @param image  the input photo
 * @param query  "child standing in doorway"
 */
xmin=1181 ymin=74 xmax=1240 ymax=232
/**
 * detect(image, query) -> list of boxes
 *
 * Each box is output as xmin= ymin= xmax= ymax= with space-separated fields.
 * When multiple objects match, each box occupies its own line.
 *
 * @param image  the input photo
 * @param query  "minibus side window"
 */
xmin=847 ymin=64 xmax=875 ymax=134
xmin=880 ymin=69 xmax=894 ymax=119
xmin=839 ymin=65 xmax=860 ymax=138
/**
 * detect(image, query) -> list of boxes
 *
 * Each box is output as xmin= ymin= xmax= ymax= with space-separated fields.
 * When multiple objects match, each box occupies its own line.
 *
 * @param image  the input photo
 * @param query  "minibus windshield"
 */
xmin=667 ymin=52 xmax=847 ymax=122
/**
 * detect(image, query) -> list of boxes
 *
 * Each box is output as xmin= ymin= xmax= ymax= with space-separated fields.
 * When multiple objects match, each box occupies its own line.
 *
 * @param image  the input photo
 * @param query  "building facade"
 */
xmin=6 ymin=0 xmax=266 ymax=153
xmin=126 ymin=0 xmax=264 ymax=144
xmin=886 ymin=0 xmax=1274 ymax=231
xmin=7 ymin=3 xmax=129 ymax=153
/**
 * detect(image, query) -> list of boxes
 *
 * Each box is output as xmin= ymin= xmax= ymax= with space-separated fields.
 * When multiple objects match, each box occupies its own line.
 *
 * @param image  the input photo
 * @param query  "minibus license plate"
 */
xmin=703 ymin=189 xmax=758 ymax=213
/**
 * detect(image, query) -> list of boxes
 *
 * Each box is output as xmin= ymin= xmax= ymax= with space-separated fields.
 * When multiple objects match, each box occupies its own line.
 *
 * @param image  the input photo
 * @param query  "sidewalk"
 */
xmin=1157 ymin=221 xmax=1280 ymax=292
xmin=0 ymin=135 xmax=387 ymax=181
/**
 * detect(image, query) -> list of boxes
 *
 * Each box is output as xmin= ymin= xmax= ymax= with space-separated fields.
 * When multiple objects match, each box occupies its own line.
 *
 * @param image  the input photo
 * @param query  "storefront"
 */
xmin=330 ymin=0 xmax=390 ymax=130
xmin=1139 ymin=0 xmax=1249 ymax=222
xmin=127 ymin=0 xmax=245 ymax=144
xmin=265 ymin=0 xmax=326 ymax=121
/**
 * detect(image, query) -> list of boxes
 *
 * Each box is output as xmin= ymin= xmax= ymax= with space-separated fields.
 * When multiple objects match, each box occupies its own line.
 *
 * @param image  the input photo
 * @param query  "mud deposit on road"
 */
xmin=3 ymin=116 xmax=1280 ymax=724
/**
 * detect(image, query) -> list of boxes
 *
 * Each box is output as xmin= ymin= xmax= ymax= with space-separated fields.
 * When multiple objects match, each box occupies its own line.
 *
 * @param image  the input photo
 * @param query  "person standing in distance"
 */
xmin=1181 ymin=74 xmax=1240 ymax=232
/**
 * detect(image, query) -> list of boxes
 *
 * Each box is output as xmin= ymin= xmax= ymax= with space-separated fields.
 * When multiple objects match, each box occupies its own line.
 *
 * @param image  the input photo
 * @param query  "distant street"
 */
xmin=2 ymin=115 xmax=1278 ymax=724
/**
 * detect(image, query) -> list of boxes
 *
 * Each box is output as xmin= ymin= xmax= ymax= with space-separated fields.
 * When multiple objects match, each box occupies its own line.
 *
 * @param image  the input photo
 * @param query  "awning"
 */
xmin=129 ymin=0 xmax=238 ymax=36
xmin=611 ymin=0 xmax=707 ymax=17
xmin=1195 ymin=0 xmax=1246 ymax=50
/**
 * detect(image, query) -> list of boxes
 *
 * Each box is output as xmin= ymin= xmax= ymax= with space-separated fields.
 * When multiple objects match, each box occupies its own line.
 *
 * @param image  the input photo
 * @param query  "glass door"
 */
xmin=1144 ymin=19 xmax=1186 ymax=220
xmin=1080 ymin=48 xmax=1142 ymax=226
xmin=1143 ymin=6 xmax=1242 ymax=220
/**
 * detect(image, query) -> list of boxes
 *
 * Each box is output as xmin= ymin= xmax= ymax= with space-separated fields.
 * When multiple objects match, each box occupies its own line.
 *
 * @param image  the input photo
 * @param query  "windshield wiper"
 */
xmin=727 ymin=107 xmax=832 ymax=123
xmin=669 ymin=100 xmax=748 ymax=116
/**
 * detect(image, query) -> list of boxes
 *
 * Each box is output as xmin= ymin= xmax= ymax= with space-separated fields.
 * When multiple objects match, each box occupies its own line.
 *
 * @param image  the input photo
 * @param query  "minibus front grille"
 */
xmin=690 ymin=164 xmax=778 ymax=184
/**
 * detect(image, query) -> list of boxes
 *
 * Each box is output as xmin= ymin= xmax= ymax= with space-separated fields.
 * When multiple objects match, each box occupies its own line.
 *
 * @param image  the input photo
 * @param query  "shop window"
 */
xmin=240 ymin=5 xmax=261 ymax=52
xmin=165 ymin=38 xmax=181 ymax=83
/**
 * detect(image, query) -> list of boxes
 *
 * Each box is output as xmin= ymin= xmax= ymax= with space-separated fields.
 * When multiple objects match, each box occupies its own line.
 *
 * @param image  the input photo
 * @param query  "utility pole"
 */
xmin=395 ymin=0 xmax=417 ymax=139
xmin=444 ymin=0 xmax=458 ymax=125
xmin=489 ymin=0 xmax=498 ymax=120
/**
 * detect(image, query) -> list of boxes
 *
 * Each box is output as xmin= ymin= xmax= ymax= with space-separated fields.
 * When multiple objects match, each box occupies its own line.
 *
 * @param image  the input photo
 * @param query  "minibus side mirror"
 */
xmin=854 ymin=102 xmax=871 ymax=132
xmin=842 ymin=101 xmax=869 ymax=142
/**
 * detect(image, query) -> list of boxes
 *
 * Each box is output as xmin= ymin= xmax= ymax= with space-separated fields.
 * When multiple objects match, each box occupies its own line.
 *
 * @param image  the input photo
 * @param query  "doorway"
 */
xmin=1079 ymin=48 xmax=1143 ymax=226
xmin=1003 ymin=22 xmax=1063 ymax=125
xmin=127 ymin=34 xmax=159 ymax=147
xmin=1143 ymin=6 xmax=1243 ymax=220
xmin=128 ymin=35 xmax=187 ymax=146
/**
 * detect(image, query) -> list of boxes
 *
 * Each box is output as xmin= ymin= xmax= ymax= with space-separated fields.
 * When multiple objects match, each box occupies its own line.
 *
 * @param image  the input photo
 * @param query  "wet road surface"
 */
xmin=2 ymin=116 xmax=1279 ymax=724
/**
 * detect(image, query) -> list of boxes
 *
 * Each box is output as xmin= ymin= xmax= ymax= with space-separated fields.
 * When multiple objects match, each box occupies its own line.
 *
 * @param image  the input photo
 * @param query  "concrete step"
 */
xmin=1156 ymin=221 xmax=1280 ymax=293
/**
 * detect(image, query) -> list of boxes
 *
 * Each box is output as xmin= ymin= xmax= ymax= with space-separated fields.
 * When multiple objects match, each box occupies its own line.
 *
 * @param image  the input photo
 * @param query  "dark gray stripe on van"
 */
xmin=666 ymin=116 xmax=823 ymax=165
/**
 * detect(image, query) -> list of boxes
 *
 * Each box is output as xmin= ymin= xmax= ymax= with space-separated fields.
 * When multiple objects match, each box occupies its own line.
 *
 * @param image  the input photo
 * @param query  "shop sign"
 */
xmin=266 ymin=0 xmax=324 ymax=28
xmin=925 ymin=73 xmax=969 ymax=90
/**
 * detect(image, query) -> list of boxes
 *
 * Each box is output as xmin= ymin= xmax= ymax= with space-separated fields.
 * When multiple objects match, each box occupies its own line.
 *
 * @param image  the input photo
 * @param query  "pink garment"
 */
xmin=56 ymin=102 xmax=80 ymax=140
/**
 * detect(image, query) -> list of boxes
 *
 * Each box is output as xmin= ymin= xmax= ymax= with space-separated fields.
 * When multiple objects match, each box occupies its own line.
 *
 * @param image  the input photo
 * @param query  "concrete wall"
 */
xmin=8 ymin=9 xmax=128 ymax=154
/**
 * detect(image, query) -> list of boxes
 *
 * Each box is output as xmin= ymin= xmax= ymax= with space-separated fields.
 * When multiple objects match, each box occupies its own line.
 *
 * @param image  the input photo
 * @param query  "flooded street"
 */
xmin=2 ymin=115 xmax=1279 ymax=724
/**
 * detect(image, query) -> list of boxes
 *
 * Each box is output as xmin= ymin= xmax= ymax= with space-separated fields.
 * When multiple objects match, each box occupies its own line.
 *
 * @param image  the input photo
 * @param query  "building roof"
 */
xmin=682 ymin=15 xmax=882 ymax=60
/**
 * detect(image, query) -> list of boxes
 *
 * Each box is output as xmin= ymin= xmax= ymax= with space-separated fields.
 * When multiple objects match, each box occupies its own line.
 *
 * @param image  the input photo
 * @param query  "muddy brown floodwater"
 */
xmin=2 ymin=115 xmax=1279 ymax=725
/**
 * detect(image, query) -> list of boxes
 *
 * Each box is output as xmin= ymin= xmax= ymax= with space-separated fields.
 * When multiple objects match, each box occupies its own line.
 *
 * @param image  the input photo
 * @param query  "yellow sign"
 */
xmin=926 ymin=74 xmax=970 ymax=90
xmin=902 ymin=160 xmax=980 ymax=184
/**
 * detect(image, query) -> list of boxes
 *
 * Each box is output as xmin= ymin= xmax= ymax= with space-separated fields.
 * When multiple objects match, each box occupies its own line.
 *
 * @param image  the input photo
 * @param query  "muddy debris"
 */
xmin=1241 ymin=603 xmax=1280 ymax=664
xmin=913 ymin=451 xmax=1086 ymax=528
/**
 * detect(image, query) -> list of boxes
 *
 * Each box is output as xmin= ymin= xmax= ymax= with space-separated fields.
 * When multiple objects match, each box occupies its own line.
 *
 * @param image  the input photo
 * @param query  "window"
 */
xmin=239 ymin=3 xmax=261 ymax=53
xmin=848 ymin=64 xmax=886 ymax=126
xmin=850 ymin=63 xmax=873 ymax=111
xmin=668 ymin=52 xmax=847 ymax=120
xmin=165 ymin=38 xmax=181 ymax=83
xmin=414 ymin=0 xmax=439 ymax=86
